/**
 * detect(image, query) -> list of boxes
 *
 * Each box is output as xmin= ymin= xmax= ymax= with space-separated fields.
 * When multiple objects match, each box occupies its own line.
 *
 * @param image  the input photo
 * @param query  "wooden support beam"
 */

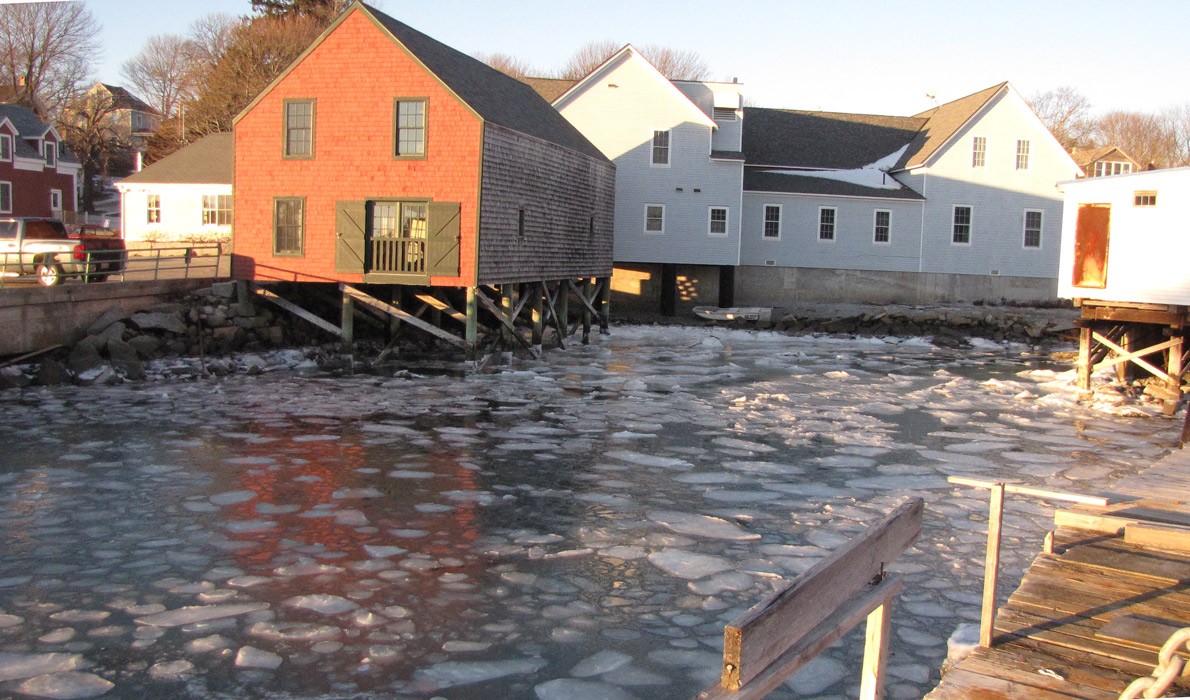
xmin=948 ymin=477 xmax=1110 ymax=507
xmin=542 ymin=282 xmax=566 ymax=350
xmin=598 ymin=276 xmax=610 ymax=335
xmin=340 ymin=284 xmax=468 ymax=349
xmin=719 ymin=498 xmax=923 ymax=691
xmin=474 ymin=289 xmax=539 ymax=357
xmin=859 ymin=593 xmax=894 ymax=700
xmin=1090 ymin=333 xmax=1177 ymax=383
xmin=1078 ymin=325 xmax=1093 ymax=390
xmin=341 ymin=293 xmax=354 ymax=344
xmin=981 ymin=483 xmax=1004 ymax=648
xmin=531 ymin=282 xmax=544 ymax=350
xmin=253 ymin=285 xmax=342 ymax=338
xmin=580 ymin=278 xmax=592 ymax=345
xmin=415 ymin=292 xmax=469 ymax=327
xmin=465 ymin=287 xmax=478 ymax=348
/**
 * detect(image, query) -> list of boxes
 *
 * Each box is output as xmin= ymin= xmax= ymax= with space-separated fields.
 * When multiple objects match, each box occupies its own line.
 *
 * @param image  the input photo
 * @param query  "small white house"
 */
xmin=116 ymin=133 xmax=233 ymax=244
xmin=1058 ymin=167 xmax=1190 ymax=306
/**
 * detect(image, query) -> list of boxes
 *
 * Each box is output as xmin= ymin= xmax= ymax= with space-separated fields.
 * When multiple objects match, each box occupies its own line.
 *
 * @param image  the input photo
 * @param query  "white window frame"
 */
xmin=0 ymin=181 xmax=11 ymax=214
xmin=644 ymin=203 xmax=665 ymax=234
xmin=762 ymin=204 xmax=781 ymax=240
xmin=873 ymin=209 xmax=891 ymax=244
xmin=651 ymin=129 xmax=670 ymax=167
xmin=202 ymin=194 xmax=233 ymax=226
xmin=1015 ymin=139 xmax=1030 ymax=170
xmin=972 ymin=136 xmax=986 ymax=168
xmin=50 ymin=189 xmax=62 ymax=212
xmin=952 ymin=205 xmax=973 ymax=245
xmin=147 ymin=194 xmax=161 ymax=224
xmin=708 ymin=206 xmax=728 ymax=236
xmin=817 ymin=207 xmax=836 ymax=241
xmin=1134 ymin=191 xmax=1157 ymax=207
xmin=43 ymin=141 xmax=56 ymax=167
xmin=1022 ymin=209 xmax=1043 ymax=249
xmin=0 ymin=134 xmax=11 ymax=163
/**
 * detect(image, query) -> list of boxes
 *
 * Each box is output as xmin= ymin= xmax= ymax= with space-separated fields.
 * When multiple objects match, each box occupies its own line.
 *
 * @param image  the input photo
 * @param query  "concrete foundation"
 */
xmin=0 ymin=279 xmax=219 ymax=357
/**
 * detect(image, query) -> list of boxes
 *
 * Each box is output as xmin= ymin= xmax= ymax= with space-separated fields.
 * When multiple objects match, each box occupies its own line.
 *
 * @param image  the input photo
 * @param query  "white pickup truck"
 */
xmin=0 ymin=217 xmax=126 ymax=286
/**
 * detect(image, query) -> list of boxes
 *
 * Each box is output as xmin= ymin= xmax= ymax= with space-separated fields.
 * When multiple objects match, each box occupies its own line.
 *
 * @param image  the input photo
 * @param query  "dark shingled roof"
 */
xmin=743 ymin=108 xmax=925 ymax=169
xmin=362 ymin=4 xmax=608 ymax=163
xmin=1071 ymin=145 xmax=1138 ymax=171
xmin=0 ymin=102 xmax=79 ymax=163
xmin=744 ymin=168 xmax=924 ymax=200
xmin=897 ymin=82 xmax=1006 ymax=170
xmin=520 ymin=77 xmax=577 ymax=104
xmin=122 ymin=133 xmax=233 ymax=185
xmin=94 ymin=84 xmax=160 ymax=115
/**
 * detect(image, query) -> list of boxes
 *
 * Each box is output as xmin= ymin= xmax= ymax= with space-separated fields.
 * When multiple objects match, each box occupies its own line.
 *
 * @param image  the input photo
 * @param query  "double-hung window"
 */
xmin=972 ymin=136 xmax=986 ymax=168
xmin=763 ymin=205 xmax=781 ymax=239
xmin=952 ymin=206 xmax=972 ymax=244
xmin=709 ymin=207 xmax=728 ymax=236
xmin=651 ymin=130 xmax=670 ymax=166
xmin=274 ymin=197 xmax=305 ymax=255
xmin=284 ymin=99 xmax=314 ymax=158
xmin=202 ymin=194 xmax=233 ymax=226
xmin=395 ymin=99 xmax=426 ymax=157
xmin=50 ymin=189 xmax=62 ymax=212
xmin=0 ymin=134 xmax=11 ymax=162
xmin=1015 ymin=140 xmax=1030 ymax=170
xmin=1023 ymin=210 xmax=1042 ymax=248
xmin=147 ymin=194 xmax=161 ymax=224
xmin=43 ymin=141 xmax=56 ymax=167
xmin=645 ymin=204 xmax=665 ymax=233
xmin=0 ymin=181 xmax=11 ymax=214
xmin=818 ymin=207 xmax=836 ymax=241
xmin=873 ymin=210 xmax=890 ymax=243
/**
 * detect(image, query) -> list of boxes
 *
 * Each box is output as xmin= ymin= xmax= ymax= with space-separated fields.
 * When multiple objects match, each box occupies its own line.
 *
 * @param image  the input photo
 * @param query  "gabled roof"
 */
xmin=120 ymin=133 xmax=234 ymax=185
xmin=896 ymin=82 xmax=1007 ymax=170
xmin=551 ymin=45 xmax=717 ymax=129
xmin=91 ymin=83 xmax=160 ymax=115
xmin=236 ymin=2 xmax=608 ymax=163
xmin=520 ymin=77 xmax=576 ymax=104
xmin=1071 ymin=145 xmax=1138 ymax=169
xmin=0 ymin=103 xmax=78 ymax=163
xmin=743 ymin=108 xmax=925 ymax=169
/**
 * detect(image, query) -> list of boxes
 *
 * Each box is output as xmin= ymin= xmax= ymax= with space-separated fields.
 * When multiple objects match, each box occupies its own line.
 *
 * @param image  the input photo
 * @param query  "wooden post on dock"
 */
xmin=531 ymin=282 xmax=544 ymax=351
xmin=980 ymin=483 xmax=1005 ymax=648
xmin=598 ymin=276 xmax=611 ymax=335
xmin=465 ymin=287 xmax=478 ymax=350
xmin=580 ymin=278 xmax=592 ymax=345
xmin=340 ymin=291 xmax=354 ymax=345
xmin=1077 ymin=324 xmax=1093 ymax=390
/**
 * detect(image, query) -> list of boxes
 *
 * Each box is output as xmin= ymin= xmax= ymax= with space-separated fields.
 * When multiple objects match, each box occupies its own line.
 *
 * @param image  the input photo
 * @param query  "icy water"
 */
xmin=0 ymin=326 xmax=1175 ymax=699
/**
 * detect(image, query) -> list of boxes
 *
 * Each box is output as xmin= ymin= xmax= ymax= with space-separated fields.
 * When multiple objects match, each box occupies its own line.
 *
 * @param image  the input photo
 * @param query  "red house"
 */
xmin=232 ymin=2 xmax=615 ymax=351
xmin=0 ymin=104 xmax=79 ymax=218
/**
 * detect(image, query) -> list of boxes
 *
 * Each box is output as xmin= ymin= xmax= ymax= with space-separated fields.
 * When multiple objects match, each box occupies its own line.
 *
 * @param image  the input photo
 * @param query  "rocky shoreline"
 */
xmin=0 ymin=284 xmax=1082 ymax=390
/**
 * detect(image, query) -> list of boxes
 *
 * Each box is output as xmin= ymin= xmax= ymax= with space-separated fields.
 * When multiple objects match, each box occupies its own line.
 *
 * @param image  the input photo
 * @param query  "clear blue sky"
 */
xmin=86 ymin=0 xmax=1188 ymax=117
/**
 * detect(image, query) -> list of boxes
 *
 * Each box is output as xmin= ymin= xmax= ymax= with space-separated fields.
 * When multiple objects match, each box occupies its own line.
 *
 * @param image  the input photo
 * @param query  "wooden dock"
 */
xmin=926 ymin=448 xmax=1190 ymax=700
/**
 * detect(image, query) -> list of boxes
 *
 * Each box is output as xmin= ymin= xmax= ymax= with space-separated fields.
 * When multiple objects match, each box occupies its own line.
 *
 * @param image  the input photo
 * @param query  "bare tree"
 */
xmin=121 ymin=35 xmax=200 ymax=118
xmin=557 ymin=40 xmax=711 ymax=81
xmin=1028 ymin=86 xmax=1094 ymax=151
xmin=1165 ymin=103 xmax=1190 ymax=167
xmin=58 ymin=90 xmax=125 ymax=212
xmin=250 ymin=0 xmax=349 ymax=22
xmin=187 ymin=13 xmax=240 ymax=68
xmin=474 ymin=52 xmax=535 ymax=79
xmin=1094 ymin=110 xmax=1179 ymax=170
xmin=0 ymin=1 xmax=100 ymax=118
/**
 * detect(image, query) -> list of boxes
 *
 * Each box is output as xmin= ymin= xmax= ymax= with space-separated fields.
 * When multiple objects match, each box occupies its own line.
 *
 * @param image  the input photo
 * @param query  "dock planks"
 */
xmin=925 ymin=447 xmax=1190 ymax=699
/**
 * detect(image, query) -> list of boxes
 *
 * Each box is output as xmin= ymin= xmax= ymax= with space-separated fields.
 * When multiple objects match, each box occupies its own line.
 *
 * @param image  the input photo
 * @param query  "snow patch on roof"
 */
xmin=761 ymin=144 xmax=910 ymax=190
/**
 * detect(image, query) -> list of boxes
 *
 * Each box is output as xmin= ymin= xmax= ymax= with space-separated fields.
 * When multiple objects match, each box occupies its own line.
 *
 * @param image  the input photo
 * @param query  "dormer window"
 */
xmin=43 ymin=141 xmax=56 ymax=167
xmin=651 ymin=130 xmax=670 ymax=166
xmin=0 ymin=134 xmax=11 ymax=162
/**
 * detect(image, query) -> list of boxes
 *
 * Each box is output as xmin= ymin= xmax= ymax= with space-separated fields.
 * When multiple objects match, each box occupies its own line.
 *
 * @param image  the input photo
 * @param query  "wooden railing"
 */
xmin=370 ymin=237 xmax=425 ymax=275
xmin=697 ymin=498 xmax=923 ymax=700
xmin=946 ymin=476 xmax=1109 ymax=648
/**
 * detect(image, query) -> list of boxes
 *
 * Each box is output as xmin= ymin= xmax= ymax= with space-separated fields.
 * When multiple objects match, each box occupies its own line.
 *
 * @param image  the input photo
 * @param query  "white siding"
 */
xmin=740 ymin=193 xmax=924 ymax=271
xmin=1057 ymin=168 xmax=1190 ymax=305
xmin=907 ymin=90 xmax=1079 ymax=278
xmin=117 ymin=182 xmax=233 ymax=243
xmin=556 ymin=51 xmax=742 ymax=266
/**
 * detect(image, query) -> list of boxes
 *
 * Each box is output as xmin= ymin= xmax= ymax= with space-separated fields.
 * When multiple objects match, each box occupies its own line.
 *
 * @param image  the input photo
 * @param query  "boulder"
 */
xmin=85 ymin=307 xmax=128 ymax=336
xmin=128 ymin=335 xmax=161 ymax=359
xmin=107 ymin=338 xmax=145 ymax=380
xmin=35 ymin=359 xmax=70 ymax=386
xmin=76 ymin=365 xmax=118 ymax=386
xmin=0 ymin=366 xmax=31 ymax=389
xmin=67 ymin=340 xmax=104 ymax=373
xmin=129 ymin=311 xmax=188 ymax=334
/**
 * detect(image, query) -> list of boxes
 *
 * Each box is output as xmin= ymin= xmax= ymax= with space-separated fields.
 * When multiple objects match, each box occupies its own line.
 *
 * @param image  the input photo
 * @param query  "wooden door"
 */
xmin=1072 ymin=204 xmax=1110 ymax=288
xmin=335 ymin=201 xmax=367 ymax=273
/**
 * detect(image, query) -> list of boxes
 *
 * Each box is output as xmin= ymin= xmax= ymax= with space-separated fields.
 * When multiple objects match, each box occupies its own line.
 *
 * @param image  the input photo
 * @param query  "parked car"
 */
xmin=0 ymin=217 xmax=126 ymax=286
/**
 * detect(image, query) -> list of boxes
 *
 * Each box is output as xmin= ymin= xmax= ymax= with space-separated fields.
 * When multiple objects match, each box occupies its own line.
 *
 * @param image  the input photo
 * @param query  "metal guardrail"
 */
xmin=0 ymin=244 xmax=224 ymax=289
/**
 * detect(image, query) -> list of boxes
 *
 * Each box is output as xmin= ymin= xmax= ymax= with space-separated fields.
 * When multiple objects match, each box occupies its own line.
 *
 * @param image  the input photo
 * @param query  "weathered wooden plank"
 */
xmin=1056 ymin=541 xmax=1190 ymax=583
xmin=413 ymin=293 xmax=471 ymax=328
xmin=1019 ymin=557 xmax=1190 ymax=611
xmin=473 ymin=288 xmax=538 ymax=356
xmin=993 ymin=608 xmax=1161 ymax=668
xmin=1096 ymin=614 xmax=1189 ymax=654
xmin=948 ymin=477 xmax=1109 ymax=506
xmin=340 ymin=285 xmax=468 ymax=349
xmin=719 ymin=498 xmax=922 ymax=690
xmin=974 ymin=637 xmax=1154 ymax=693
xmin=927 ymin=667 xmax=1098 ymax=700
xmin=1124 ymin=521 xmax=1190 ymax=554
xmin=697 ymin=577 xmax=902 ymax=700
xmin=253 ymin=285 xmax=342 ymax=338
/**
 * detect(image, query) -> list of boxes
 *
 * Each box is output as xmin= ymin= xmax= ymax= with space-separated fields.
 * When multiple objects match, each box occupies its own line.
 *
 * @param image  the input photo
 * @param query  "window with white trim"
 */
xmin=1095 ymin=161 xmax=1133 ymax=177
xmin=1023 ymin=209 xmax=1042 ymax=248
xmin=202 ymin=194 xmax=233 ymax=226
xmin=972 ymin=136 xmax=986 ymax=168
xmin=1015 ymin=140 xmax=1030 ymax=170
xmin=708 ymin=207 xmax=728 ymax=236
xmin=1134 ymin=191 xmax=1157 ymax=207
xmin=818 ymin=207 xmax=836 ymax=241
xmin=50 ymin=189 xmax=62 ymax=212
xmin=651 ymin=130 xmax=670 ymax=166
xmin=873 ymin=210 xmax=890 ymax=243
xmin=0 ymin=181 xmax=11 ymax=214
xmin=644 ymin=204 xmax=664 ymax=233
xmin=952 ymin=205 xmax=972 ymax=244
xmin=43 ymin=141 xmax=56 ymax=167
xmin=147 ymin=194 xmax=161 ymax=224
xmin=763 ymin=204 xmax=781 ymax=239
xmin=0 ymin=134 xmax=11 ymax=162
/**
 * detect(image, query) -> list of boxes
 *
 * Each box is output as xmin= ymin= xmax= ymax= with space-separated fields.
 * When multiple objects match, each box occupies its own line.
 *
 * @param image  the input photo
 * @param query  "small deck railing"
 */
xmin=370 ymin=237 xmax=425 ymax=275
xmin=697 ymin=498 xmax=923 ymax=700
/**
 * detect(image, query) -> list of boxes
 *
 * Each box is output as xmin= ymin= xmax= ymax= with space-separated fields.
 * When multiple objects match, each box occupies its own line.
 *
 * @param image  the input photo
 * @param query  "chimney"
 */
xmin=135 ymin=151 xmax=143 ymax=172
